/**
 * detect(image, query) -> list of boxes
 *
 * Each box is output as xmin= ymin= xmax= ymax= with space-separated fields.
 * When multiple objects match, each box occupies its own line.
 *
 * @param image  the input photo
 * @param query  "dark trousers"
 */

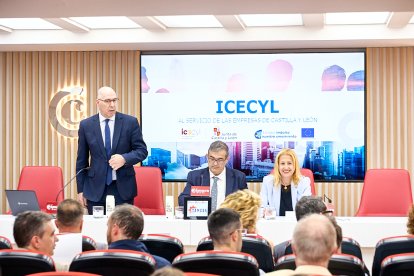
xmin=86 ymin=181 xmax=134 ymax=215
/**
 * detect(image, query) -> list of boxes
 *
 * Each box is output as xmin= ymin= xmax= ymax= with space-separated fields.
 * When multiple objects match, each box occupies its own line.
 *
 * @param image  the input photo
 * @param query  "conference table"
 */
xmin=0 ymin=215 xmax=407 ymax=272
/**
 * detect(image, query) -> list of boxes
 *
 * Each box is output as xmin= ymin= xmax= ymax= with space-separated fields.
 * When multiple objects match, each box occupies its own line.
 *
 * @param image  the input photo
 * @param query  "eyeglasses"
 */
xmin=322 ymin=210 xmax=334 ymax=216
xmin=98 ymin=98 xmax=119 ymax=104
xmin=208 ymin=156 xmax=226 ymax=164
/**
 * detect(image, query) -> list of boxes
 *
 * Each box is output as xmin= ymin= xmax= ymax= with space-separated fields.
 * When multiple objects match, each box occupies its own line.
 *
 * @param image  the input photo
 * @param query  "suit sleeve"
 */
xmin=178 ymin=171 xmax=197 ymax=206
xmin=238 ymin=172 xmax=247 ymax=190
xmin=76 ymin=120 xmax=89 ymax=193
xmin=122 ymin=118 xmax=148 ymax=165
xmin=260 ymin=175 xmax=272 ymax=207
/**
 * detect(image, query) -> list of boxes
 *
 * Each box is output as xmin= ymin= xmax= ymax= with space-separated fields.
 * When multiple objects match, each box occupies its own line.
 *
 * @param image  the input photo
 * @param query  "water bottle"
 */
xmin=106 ymin=195 xmax=115 ymax=217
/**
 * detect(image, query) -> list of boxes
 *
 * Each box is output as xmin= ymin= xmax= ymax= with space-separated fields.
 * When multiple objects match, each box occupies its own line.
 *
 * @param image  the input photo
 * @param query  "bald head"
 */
xmin=292 ymin=214 xmax=337 ymax=267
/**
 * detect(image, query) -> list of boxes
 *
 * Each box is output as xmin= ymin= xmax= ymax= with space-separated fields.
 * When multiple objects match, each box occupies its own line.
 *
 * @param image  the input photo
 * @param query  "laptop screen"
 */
xmin=5 ymin=190 xmax=41 ymax=216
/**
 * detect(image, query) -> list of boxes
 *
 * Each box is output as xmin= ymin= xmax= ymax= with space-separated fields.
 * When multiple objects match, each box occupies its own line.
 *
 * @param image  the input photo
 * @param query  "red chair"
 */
xmin=300 ymin=168 xmax=316 ymax=195
xmin=18 ymin=166 xmax=64 ymax=211
xmin=269 ymin=168 xmax=316 ymax=195
xmin=0 ymin=235 xmax=13 ymax=249
xmin=173 ymin=250 xmax=260 ymax=276
xmin=356 ymin=169 xmax=413 ymax=216
xmin=0 ymin=249 xmax=55 ymax=276
xmin=69 ymin=249 xmax=156 ymax=276
xmin=27 ymin=272 xmax=102 ymax=276
xmin=133 ymin=166 xmax=165 ymax=215
xmin=380 ymin=252 xmax=414 ymax=276
xmin=139 ymin=234 xmax=184 ymax=263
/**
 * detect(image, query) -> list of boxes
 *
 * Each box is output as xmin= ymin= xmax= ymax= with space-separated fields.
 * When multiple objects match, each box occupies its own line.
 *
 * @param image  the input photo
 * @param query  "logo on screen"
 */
xmin=301 ymin=128 xmax=315 ymax=138
xmin=187 ymin=201 xmax=209 ymax=216
xmin=181 ymin=128 xmax=200 ymax=138
xmin=49 ymin=87 xmax=87 ymax=138
xmin=254 ymin=130 xmax=263 ymax=139
xmin=213 ymin=127 xmax=221 ymax=137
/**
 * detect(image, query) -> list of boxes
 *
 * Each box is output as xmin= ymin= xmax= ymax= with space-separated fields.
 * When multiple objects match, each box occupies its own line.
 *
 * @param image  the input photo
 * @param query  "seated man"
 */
xmin=268 ymin=214 xmax=337 ymax=276
xmin=56 ymin=199 xmax=84 ymax=233
xmin=13 ymin=210 xmax=58 ymax=256
xmin=207 ymin=208 xmax=243 ymax=252
xmin=178 ymin=141 xmax=247 ymax=209
xmin=274 ymin=195 xmax=327 ymax=260
xmin=107 ymin=204 xmax=170 ymax=269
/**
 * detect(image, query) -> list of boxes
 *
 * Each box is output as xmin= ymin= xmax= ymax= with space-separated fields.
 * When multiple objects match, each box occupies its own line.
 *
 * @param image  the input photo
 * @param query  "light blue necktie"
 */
xmin=105 ymin=119 xmax=112 ymax=185
xmin=211 ymin=176 xmax=219 ymax=211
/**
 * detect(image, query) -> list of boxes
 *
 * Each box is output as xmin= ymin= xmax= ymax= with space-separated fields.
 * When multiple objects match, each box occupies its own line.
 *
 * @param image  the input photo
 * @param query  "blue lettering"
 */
xmin=224 ymin=100 xmax=235 ymax=114
xmin=270 ymin=100 xmax=279 ymax=113
xmin=216 ymin=100 xmax=224 ymax=114
xmin=258 ymin=100 xmax=268 ymax=113
xmin=236 ymin=100 xmax=245 ymax=113
xmin=247 ymin=100 xmax=257 ymax=113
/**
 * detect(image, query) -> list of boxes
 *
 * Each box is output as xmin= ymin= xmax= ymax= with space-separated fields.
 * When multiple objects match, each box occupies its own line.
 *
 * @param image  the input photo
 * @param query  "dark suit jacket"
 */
xmin=76 ymin=112 xmax=148 ymax=202
xmin=178 ymin=167 xmax=247 ymax=206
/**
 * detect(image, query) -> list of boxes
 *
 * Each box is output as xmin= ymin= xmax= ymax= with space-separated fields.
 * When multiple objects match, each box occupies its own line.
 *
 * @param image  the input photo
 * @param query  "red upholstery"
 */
xmin=27 ymin=272 xmax=102 ymax=276
xmin=18 ymin=166 xmax=64 ymax=210
xmin=300 ymin=168 xmax=316 ymax=195
xmin=69 ymin=249 xmax=156 ymax=275
xmin=133 ymin=166 xmax=165 ymax=215
xmin=0 ymin=249 xmax=55 ymax=275
xmin=356 ymin=169 xmax=413 ymax=216
xmin=173 ymin=250 xmax=260 ymax=276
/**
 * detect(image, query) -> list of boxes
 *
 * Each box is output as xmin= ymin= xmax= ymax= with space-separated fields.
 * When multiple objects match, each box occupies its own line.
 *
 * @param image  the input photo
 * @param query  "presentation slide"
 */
xmin=141 ymin=51 xmax=365 ymax=181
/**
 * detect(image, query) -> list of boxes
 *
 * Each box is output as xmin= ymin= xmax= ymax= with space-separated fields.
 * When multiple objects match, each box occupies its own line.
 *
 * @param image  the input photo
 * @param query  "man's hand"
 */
xmin=77 ymin=192 xmax=87 ymax=207
xmin=109 ymin=154 xmax=126 ymax=171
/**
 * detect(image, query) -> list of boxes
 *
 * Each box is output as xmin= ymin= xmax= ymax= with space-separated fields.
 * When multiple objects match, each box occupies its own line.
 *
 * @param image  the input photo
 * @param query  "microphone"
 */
xmin=46 ymin=167 xmax=90 ymax=214
xmin=324 ymin=194 xmax=332 ymax=204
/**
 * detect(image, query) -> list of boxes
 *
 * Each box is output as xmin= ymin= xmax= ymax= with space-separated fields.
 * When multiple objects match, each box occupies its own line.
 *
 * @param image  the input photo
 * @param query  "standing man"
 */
xmin=76 ymin=86 xmax=148 ymax=214
xmin=178 ymin=141 xmax=247 ymax=207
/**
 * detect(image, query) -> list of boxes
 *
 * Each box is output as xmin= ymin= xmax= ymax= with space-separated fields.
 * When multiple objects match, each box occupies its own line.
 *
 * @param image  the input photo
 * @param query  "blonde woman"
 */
xmin=220 ymin=189 xmax=261 ymax=234
xmin=260 ymin=148 xmax=311 ymax=216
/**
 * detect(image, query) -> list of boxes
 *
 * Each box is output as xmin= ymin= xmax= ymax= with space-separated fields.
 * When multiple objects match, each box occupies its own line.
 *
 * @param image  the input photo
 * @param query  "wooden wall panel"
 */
xmin=1 ymin=47 xmax=414 ymax=216
xmin=0 ymin=51 xmax=141 ymax=212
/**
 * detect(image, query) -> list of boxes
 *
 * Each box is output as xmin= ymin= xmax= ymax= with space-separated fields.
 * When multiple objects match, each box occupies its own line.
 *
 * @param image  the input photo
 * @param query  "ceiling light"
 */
xmin=0 ymin=18 xmax=61 ymax=30
xmin=154 ymin=15 xmax=222 ymax=28
xmin=69 ymin=16 xmax=141 ymax=29
xmin=239 ymin=14 xmax=303 ymax=27
xmin=326 ymin=12 xmax=390 ymax=25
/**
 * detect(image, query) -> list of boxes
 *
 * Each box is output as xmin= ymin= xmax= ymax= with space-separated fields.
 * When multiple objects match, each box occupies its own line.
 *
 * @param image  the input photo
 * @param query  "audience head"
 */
xmin=56 ymin=199 xmax=84 ymax=233
xmin=107 ymin=204 xmax=144 ymax=244
xmin=295 ymin=195 xmax=327 ymax=221
xmin=407 ymin=204 xmax=414 ymax=235
xmin=220 ymin=189 xmax=261 ymax=233
xmin=292 ymin=214 xmax=337 ymax=268
xmin=327 ymin=215 xmax=343 ymax=253
xmin=13 ymin=211 xmax=57 ymax=255
xmin=273 ymin=148 xmax=301 ymax=186
xmin=207 ymin=208 xmax=243 ymax=252
xmin=207 ymin=141 xmax=229 ymax=176
xmin=151 ymin=267 xmax=185 ymax=276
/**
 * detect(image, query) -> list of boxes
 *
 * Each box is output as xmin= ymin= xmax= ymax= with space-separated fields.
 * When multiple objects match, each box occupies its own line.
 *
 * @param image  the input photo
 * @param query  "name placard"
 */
xmin=190 ymin=186 xmax=210 ymax=197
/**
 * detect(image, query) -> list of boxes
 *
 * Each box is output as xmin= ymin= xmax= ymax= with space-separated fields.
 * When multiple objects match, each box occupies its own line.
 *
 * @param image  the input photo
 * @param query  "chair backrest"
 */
xmin=196 ymin=235 xmax=273 ymax=272
xmin=372 ymin=235 xmax=414 ymax=276
xmin=173 ymin=250 xmax=260 ymax=276
xmin=27 ymin=272 xmax=102 ymax=276
xmin=328 ymin=253 xmax=365 ymax=276
xmin=69 ymin=249 xmax=156 ymax=276
xmin=380 ymin=252 xmax=414 ymax=276
xmin=133 ymin=166 xmax=165 ymax=215
xmin=300 ymin=168 xmax=316 ymax=195
xmin=82 ymin=236 xmax=97 ymax=252
xmin=0 ymin=235 xmax=13 ymax=249
xmin=0 ymin=249 xmax=55 ymax=276
xmin=356 ymin=168 xmax=413 ymax=216
xmin=139 ymin=234 xmax=184 ymax=263
xmin=18 ymin=166 xmax=64 ymax=210
xmin=275 ymin=253 xmax=365 ymax=276
xmin=342 ymin=237 xmax=363 ymax=261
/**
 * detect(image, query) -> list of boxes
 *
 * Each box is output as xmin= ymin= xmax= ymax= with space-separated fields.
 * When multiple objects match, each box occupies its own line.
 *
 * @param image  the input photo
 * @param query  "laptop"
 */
xmin=5 ymin=190 xmax=41 ymax=216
